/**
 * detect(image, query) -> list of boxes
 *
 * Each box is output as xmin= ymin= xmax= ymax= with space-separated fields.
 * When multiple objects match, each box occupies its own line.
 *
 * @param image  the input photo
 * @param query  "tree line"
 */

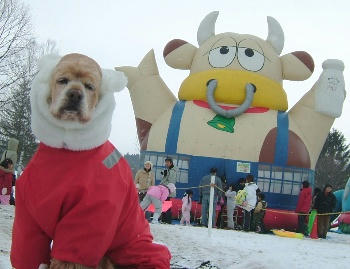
xmin=0 ymin=0 xmax=56 ymax=168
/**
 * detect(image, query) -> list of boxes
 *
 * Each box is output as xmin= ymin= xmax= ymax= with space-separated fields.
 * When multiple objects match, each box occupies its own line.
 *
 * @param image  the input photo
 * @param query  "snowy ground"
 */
xmin=1 ymin=205 xmax=350 ymax=269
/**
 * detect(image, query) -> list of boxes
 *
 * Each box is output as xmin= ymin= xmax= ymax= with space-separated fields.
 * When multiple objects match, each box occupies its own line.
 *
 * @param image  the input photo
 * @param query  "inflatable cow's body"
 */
xmin=117 ymin=12 xmax=346 ymax=209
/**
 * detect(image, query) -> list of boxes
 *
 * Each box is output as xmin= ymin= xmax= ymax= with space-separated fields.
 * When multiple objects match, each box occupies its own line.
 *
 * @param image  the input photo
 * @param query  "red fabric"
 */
xmin=193 ymin=100 xmax=269 ymax=113
xmin=147 ymin=201 xmax=172 ymax=213
xmin=295 ymin=187 xmax=312 ymax=213
xmin=0 ymin=169 xmax=12 ymax=195
xmin=11 ymin=142 xmax=170 ymax=269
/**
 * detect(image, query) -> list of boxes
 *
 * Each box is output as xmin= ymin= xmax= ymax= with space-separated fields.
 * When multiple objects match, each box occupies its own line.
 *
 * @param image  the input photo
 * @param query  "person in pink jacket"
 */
xmin=180 ymin=189 xmax=193 ymax=225
xmin=140 ymin=183 xmax=176 ymax=223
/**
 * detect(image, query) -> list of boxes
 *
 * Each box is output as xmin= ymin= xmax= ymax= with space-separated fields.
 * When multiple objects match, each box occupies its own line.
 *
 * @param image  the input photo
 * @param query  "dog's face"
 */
xmin=48 ymin=53 xmax=102 ymax=123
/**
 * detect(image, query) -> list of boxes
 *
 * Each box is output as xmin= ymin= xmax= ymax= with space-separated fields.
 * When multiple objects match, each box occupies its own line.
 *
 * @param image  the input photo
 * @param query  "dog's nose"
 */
xmin=67 ymin=89 xmax=82 ymax=103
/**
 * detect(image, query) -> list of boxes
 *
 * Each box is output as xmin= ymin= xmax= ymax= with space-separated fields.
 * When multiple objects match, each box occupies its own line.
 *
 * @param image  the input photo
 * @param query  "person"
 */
xmin=251 ymin=193 xmax=267 ymax=233
xmin=225 ymin=183 xmax=237 ymax=229
xmin=295 ymin=180 xmax=312 ymax=235
xmin=311 ymin=187 xmax=321 ymax=209
xmin=134 ymin=161 xmax=155 ymax=202
xmin=180 ymin=189 xmax=193 ymax=226
xmin=0 ymin=159 xmax=14 ymax=205
xmin=199 ymin=167 xmax=222 ymax=227
xmin=140 ymin=183 xmax=176 ymax=224
xmin=215 ymin=196 xmax=225 ymax=228
xmin=314 ymin=183 xmax=336 ymax=238
xmin=236 ymin=178 xmax=246 ymax=191
xmin=160 ymin=157 xmax=178 ymax=197
xmin=240 ymin=174 xmax=259 ymax=231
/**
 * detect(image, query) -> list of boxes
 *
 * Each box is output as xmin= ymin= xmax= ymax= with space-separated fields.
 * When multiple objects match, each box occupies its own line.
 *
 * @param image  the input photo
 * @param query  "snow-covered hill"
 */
xmin=1 ymin=205 xmax=350 ymax=269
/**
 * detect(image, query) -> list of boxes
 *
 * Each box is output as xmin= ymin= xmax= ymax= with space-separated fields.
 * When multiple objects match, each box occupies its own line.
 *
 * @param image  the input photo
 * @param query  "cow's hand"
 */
xmin=315 ymin=59 xmax=346 ymax=118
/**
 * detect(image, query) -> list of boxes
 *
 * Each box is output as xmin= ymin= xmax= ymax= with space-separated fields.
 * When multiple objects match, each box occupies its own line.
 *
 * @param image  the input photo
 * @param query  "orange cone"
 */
xmin=310 ymin=215 xmax=318 ymax=239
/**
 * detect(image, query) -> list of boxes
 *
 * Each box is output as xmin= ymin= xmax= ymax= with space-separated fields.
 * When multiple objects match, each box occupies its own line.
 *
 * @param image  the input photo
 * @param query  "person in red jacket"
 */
xmin=295 ymin=180 xmax=312 ymax=235
xmin=0 ymin=158 xmax=14 ymax=205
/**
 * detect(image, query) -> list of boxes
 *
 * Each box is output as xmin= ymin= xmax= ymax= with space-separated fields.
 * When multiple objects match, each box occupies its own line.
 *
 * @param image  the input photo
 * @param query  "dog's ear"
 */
xmin=101 ymin=69 xmax=128 ymax=94
xmin=38 ymin=54 xmax=61 ymax=71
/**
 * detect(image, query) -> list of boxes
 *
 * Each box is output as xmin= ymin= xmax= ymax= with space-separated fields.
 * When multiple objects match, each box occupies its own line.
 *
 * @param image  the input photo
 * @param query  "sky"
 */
xmin=23 ymin=0 xmax=350 ymax=154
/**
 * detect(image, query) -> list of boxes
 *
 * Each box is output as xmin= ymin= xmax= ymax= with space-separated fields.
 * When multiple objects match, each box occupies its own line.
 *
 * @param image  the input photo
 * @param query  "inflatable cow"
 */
xmin=117 ymin=11 xmax=346 ymax=209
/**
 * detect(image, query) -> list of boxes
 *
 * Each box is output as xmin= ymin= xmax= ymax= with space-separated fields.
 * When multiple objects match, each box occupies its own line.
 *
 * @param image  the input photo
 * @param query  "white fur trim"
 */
xmin=31 ymin=54 xmax=126 ymax=151
xmin=101 ymin=69 xmax=127 ymax=94
xmin=38 ymin=264 xmax=48 ymax=269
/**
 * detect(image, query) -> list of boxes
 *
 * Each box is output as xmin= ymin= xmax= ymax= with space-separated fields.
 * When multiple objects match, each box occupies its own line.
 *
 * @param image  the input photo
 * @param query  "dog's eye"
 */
xmin=57 ymin=78 xmax=69 ymax=84
xmin=84 ymin=83 xmax=95 ymax=91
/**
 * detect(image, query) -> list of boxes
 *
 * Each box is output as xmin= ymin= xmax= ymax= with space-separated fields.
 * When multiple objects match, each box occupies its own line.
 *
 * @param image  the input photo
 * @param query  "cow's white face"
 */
xmin=191 ymin=33 xmax=282 ymax=82
xmin=164 ymin=12 xmax=314 ymax=113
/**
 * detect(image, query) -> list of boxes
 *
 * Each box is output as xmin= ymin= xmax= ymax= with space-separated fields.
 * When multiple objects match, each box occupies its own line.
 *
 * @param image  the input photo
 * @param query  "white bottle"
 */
xmin=315 ymin=59 xmax=346 ymax=118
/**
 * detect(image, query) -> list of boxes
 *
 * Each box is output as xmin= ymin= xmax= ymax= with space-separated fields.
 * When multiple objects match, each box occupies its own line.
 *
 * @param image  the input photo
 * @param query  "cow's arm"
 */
xmin=115 ymin=49 xmax=177 ymax=125
xmin=288 ymin=59 xmax=346 ymax=167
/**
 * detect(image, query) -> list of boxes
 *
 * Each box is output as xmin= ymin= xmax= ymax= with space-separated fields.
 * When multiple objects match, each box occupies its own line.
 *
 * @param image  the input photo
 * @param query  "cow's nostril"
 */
xmin=206 ymin=79 xmax=216 ymax=86
xmin=252 ymin=84 xmax=257 ymax=93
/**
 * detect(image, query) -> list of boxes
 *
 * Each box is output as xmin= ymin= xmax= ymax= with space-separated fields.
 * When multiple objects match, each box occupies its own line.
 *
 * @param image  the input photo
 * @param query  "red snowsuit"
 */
xmin=11 ymin=141 xmax=171 ymax=269
xmin=295 ymin=187 xmax=312 ymax=213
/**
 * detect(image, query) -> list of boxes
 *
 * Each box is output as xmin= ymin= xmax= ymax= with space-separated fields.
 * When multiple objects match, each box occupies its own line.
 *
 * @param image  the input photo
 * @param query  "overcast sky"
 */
xmin=23 ymin=0 xmax=350 ymax=154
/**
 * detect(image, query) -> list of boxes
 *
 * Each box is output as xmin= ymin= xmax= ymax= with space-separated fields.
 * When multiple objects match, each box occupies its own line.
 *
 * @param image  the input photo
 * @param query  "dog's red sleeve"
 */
xmin=108 ymin=161 xmax=171 ymax=268
xmin=11 ymin=187 xmax=51 ymax=269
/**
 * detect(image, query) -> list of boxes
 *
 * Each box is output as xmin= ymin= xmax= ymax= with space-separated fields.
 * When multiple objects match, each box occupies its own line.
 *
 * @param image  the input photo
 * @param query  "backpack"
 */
xmin=235 ymin=189 xmax=247 ymax=205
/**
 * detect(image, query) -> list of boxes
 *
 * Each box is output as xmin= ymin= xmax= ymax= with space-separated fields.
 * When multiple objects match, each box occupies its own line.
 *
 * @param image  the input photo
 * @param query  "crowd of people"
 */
xmin=133 ymin=158 xmax=338 ymax=239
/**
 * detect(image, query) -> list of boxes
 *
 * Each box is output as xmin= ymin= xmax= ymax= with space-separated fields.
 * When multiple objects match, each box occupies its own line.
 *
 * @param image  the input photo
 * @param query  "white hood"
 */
xmin=30 ymin=54 xmax=127 ymax=151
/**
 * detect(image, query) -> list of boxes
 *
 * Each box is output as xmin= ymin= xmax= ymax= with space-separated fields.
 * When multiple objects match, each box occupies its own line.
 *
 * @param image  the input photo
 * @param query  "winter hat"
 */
xmin=167 ymin=183 xmax=176 ymax=194
xmin=30 ymin=53 xmax=127 ymax=151
xmin=144 ymin=161 xmax=153 ymax=169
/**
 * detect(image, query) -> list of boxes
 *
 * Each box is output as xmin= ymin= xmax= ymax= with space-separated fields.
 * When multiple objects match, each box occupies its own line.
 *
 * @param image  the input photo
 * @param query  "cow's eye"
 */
xmin=208 ymin=46 xmax=236 ymax=68
xmin=237 ymin=47 xmax=265 ymax=72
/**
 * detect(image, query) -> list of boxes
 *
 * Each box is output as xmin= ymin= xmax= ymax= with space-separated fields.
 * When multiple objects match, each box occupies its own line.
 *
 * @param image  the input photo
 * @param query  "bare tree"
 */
xmin=0 ymin=0 xmax=32 ymax=105
xmin=0 ymin=39 xmax=57 ymax=169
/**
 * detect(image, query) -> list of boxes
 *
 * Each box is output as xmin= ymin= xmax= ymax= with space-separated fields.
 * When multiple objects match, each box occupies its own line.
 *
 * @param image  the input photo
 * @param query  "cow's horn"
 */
xmin=266 ymin=16 xmax=284 ymax=55
xmin=197 ymin=11 xmax=219 ymax=46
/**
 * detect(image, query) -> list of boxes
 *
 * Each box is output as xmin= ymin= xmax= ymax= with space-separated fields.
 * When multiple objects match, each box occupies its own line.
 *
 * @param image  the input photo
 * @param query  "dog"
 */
xmin=10 ymin=53 xmax=171 ymax=269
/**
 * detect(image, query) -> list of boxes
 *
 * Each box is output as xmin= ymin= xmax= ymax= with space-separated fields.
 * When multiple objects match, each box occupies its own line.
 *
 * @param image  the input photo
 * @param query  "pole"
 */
xmin=208 ymin=175 xmax=215 ymax=237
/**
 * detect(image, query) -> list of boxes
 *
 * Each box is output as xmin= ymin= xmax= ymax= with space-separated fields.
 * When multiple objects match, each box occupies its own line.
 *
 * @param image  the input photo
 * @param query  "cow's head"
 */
xmin=164 ymin=11 xmax=314 ymax=116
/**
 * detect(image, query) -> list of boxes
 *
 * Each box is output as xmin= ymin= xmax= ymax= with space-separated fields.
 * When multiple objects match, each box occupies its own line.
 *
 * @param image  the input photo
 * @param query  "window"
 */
xmin=141 ymin=152 xmax=190 ymax=184
xmin=282 ymin=181 xmax=292 ymax=195
xmin=257 ymin=178 xmax=270 ymax=192
xmin=257 ymin=164 xmax=314 ymax=196
xmin=270 ymin=180 xmax=282 ymax=193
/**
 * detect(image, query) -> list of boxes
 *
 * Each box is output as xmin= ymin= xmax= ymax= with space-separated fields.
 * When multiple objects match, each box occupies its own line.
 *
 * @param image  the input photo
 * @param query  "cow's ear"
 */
xmin=163 ymin=39 xmax=197 ymax=70
xmin=281 ymin=51 xmax=314 ymax=81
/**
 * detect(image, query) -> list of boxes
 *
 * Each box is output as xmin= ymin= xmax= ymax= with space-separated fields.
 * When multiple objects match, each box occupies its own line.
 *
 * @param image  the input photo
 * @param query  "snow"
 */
xmin=1 ymin=205 xmax=350 ymax=269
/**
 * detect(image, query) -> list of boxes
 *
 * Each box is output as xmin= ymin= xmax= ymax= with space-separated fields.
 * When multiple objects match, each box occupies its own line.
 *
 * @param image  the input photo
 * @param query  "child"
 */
xmin=252 ymin=193 xmax=267 ymax=233
xmin=180 ymin=189 xmax=193 ymax=225
xmin=215 ymin=196 xmax=225 ymax=228
xmin=225 ymin=184 xmax=236 ymax=229
xmin=0 ymin=158 xmax=14 ymax=205
xmin=140 ymin=183 xmax=176 ymax=224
